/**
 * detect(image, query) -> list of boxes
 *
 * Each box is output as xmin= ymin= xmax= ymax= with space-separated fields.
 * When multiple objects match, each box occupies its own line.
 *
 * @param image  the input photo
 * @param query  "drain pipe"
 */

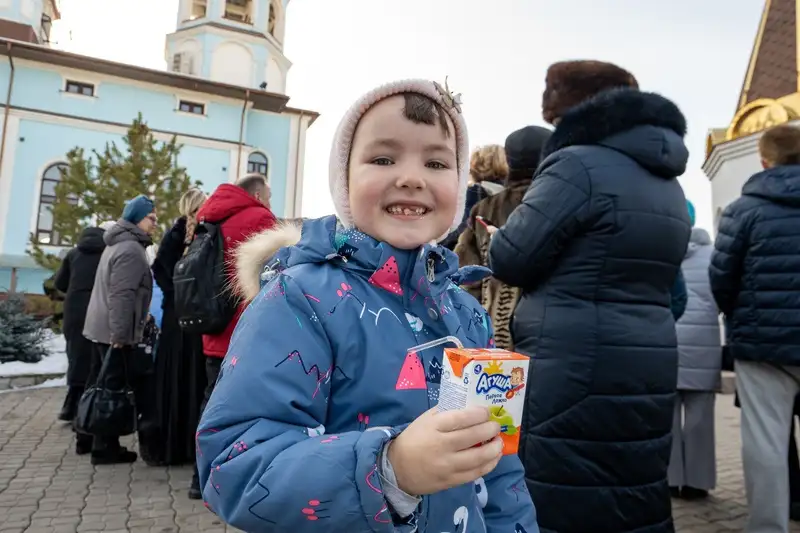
xmin=0 ymin=42 xmax=15 ymax=177
xmin=292 ymin=111 xmax=304 ymax=217
xmin=235 ymin=89 xmax=250 ymax=179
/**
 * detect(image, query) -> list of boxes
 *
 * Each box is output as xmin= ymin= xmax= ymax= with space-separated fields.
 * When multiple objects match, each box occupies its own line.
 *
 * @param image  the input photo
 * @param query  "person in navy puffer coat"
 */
xmin=710 ymin=124 xmax=800 ymax=533
xmin=488 ymin=60 xmax=691 ymax=533
xmin=196 ymin=80 xmax=537 ymax=533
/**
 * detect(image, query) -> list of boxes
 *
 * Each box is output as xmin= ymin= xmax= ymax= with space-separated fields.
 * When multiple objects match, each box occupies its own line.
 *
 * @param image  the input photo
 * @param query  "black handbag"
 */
xmin=75 ymin=346 xmax=137 ymax=437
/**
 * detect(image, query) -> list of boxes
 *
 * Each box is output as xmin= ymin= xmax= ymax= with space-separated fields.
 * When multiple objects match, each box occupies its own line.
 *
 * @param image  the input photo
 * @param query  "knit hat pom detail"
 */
xmin=328 ymin=78 xmax=470 ymax=240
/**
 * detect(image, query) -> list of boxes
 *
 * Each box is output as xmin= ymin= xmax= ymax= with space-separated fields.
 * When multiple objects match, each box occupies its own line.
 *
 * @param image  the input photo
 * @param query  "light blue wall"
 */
xmin=0 ymin=57 xmax=296 ymax=294
xmin=0 ymin=267 xmax=45 ymax=294
xmin=0 ymin=267 xmax=12 ymax=292
xmin=2 ymin=118 xmax=240 ymax=257
xmin=0 ymin=60 xmax=245 ymax=142
xmin=177 ymin=144 xmax=230 ymax=192
xmin=3 ymin=119 xmax=114 ymax=256
xmin=245 ymin=109 xmax=290 ymax=216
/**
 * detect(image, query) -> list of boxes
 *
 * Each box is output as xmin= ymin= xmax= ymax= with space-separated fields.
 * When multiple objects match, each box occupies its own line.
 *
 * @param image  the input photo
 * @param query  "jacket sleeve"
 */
xmin=53 ymin=251 xmax=72 ymax=293
xmin=482 ymin=457 xmax=538 ymax=533
xmin=709 ymin=204 xmax=749 ymax=316
xmin=107 ymin=246 xmax=147 ymax=345
xmin=454 ymin=209 xmax=486 ymax=302
xmin=489 ymin=152 xmax=590 ymax=290
xmin=455 ymin=209 xmax=484 ymax=269
xmin=670 ymin=269 xmax=687 ymax=321
xmin=196 ymin=273 xmax=409 ymax=533
xmin=152 ymin=222 xmax=185 ymax=293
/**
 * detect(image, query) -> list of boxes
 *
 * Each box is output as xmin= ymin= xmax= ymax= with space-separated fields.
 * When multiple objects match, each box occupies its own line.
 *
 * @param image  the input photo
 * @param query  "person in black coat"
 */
xmin=710 ymin=124 xmax=800 ymax=532
xmin=53 ymin=226 xmax=108 ymax=427
xmin=488 ymin=60 xmax=691 ymax=533
xmin=150 ymin=189 xmax=207 ymax=468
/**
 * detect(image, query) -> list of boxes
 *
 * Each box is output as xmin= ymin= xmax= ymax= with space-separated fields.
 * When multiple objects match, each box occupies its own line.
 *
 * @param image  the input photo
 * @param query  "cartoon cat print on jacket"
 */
xmin=196 ymin=215 xmax=538 ymax=533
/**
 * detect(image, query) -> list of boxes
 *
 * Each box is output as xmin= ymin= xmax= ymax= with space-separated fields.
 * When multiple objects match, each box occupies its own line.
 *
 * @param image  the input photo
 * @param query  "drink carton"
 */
xmin=438 ymin=348 xmax=529 ymax=455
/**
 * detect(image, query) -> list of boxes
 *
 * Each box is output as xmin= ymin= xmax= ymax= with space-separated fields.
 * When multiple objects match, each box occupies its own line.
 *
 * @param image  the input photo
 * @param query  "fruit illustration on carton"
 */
xmin=438 ymin=348 xmax=530 ymax=455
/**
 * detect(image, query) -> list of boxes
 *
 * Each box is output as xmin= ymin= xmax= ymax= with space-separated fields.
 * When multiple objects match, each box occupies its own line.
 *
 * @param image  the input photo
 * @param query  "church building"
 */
xmin=703 ymin=0 xmax=800 ymax=225
xmin=0 ymin=0 xmax=318 ymax=294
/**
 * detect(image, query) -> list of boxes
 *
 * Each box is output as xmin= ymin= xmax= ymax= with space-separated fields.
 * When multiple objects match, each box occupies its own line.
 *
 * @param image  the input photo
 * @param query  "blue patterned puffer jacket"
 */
xmin=196 ymin=215 xmax=538 ymax=533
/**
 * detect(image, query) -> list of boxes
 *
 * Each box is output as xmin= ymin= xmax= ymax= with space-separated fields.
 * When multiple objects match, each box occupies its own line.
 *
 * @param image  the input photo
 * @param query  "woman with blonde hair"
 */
xmin=441 ymin=144 xmax=509 ymax=249
xmin=150 ymin=187 xmax=208 ymax=465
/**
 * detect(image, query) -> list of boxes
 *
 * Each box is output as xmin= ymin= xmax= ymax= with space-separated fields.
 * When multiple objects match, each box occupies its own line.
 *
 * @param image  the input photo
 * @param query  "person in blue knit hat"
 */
xmin=122 ymin=194 xmax=157 ymax=226
xmin=81 ymin=193 xmax=158 ymax=465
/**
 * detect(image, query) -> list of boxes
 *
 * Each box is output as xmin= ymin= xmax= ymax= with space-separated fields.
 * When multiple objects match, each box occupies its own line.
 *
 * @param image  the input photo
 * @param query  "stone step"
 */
xmin=720 ymin=370 xmax=736 ymax=395
xmin=0 ymin=373 xmax=65 ymax=391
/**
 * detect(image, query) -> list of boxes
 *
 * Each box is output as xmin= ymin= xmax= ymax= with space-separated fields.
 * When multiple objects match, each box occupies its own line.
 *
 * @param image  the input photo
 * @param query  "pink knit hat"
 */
xmin=328 ymin=78 xmax=470 ymax=239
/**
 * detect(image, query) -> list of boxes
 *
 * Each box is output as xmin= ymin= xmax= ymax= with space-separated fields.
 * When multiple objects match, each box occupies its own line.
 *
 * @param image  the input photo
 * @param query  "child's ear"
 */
xmin=761 ymin=158 xmax=773 ymax=169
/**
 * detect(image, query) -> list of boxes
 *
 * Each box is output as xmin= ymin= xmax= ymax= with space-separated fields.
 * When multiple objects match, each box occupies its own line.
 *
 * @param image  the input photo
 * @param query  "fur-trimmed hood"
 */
xmin=234 ymin=215 xmax=489 ymax=302
xmin=234 ymin=220 xmax=303 ymax=301
xmin=542 ymin=88 xmax=688 ymax=178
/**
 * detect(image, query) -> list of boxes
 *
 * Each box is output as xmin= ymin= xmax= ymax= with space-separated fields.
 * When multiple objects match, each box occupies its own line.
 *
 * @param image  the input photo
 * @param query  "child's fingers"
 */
xmin=434 ymin=406 xmax=490 ymax=433
xmin=447 ymin=436 xmax=504 ymax=476
xmin=444 ymin=420 xmax=501 ymax=451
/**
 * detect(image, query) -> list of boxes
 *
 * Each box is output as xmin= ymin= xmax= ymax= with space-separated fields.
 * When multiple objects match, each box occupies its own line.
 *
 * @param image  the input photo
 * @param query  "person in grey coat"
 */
xmin=669 ymin=200 xmax=721 ymax=500
xmin=82 ymin=194 xmax=156 ymax=465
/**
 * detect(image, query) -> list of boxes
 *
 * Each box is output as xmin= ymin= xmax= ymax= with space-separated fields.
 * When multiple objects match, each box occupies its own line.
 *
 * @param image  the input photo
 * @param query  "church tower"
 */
xmin=706 ymin=0 xmax=800 ymax=153
xmin=0 ymin=0 xmax=60 ymax=46
xmin=703 ymin=0 xmax=800 ymax=226
xmin=164 ymin=0 xmax=291 ymax=94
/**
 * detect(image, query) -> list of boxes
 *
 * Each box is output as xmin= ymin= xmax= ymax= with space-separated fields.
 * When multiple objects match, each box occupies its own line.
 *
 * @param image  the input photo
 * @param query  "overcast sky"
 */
xmin=51 ymin=0 xmax=766 ymax=230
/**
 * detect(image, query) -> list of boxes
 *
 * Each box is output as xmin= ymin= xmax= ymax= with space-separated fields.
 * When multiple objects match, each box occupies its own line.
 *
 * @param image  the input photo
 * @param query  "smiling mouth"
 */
xmin=386 ymin=204 xmax=430 ymax=217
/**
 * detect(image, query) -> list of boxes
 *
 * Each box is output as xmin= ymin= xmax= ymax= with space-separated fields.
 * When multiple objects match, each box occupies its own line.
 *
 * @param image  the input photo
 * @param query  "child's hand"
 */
xmin=388 ymin=406 xmax=503 ymax=496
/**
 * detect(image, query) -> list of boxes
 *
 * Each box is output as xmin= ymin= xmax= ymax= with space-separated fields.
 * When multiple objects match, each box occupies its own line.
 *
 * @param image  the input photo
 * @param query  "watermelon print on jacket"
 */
xmin=196 ymin=215 xmax=538 ymax=533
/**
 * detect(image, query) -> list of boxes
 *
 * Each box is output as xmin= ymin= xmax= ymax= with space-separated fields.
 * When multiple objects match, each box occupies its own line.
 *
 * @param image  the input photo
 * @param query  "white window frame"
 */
xmin=175 ymin=95 xmax=208 ymax=117
xmin=246 ymin=150 xmax=271 ymax=181
xmin=61 ymin=77 xmax=98 ymax=99
xmin=30 ymin=159 xmax=73 ymax=248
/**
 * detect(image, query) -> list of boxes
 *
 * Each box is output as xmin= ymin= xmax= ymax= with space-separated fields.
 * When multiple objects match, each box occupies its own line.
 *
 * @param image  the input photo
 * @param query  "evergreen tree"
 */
xmin=0 ymin=294 xmax=49 ymax=363
xmin=28 ymin=113 xmax=202 ymax=271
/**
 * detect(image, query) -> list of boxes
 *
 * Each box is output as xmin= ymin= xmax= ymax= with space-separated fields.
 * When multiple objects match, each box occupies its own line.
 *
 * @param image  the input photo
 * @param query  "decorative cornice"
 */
xmin=702 ymin=129 xmax=762 ymax=179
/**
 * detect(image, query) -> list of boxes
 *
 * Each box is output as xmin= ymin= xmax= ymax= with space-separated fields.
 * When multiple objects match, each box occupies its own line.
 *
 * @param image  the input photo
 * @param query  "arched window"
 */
xmin=36 ymin=162 xmax=70 ymax=245
xmin=247 ymin=151 xmax=268 ymax=176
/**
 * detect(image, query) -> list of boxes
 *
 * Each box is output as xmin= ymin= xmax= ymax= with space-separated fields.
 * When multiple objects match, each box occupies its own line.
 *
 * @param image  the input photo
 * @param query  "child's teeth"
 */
xmin=388 ymin=206 xmax=426 ymax=215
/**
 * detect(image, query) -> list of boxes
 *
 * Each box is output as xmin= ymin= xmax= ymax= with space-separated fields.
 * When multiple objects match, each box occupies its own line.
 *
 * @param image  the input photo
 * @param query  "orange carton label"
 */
xmin=438 ymin=348 xmax=529 ymax=455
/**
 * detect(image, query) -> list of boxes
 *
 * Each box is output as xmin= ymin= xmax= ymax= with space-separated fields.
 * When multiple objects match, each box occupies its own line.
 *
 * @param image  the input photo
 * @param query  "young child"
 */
xmin=196 ymin=79 xmax=538 ymax=533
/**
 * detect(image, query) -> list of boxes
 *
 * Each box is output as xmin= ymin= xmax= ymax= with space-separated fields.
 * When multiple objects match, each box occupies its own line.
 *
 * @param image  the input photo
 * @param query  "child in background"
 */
xmin=196 ymin=79 xmax=538 ymax=533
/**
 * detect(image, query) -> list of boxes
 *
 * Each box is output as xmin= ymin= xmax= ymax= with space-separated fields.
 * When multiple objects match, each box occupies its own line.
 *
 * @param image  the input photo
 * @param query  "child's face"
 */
xmin=348 ymin=95 xmax=459 ymax=250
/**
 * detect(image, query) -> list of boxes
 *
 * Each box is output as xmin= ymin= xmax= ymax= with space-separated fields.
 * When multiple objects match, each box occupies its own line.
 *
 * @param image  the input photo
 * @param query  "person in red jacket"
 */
xmin=189 ymin=174 xmax=276 ymax=499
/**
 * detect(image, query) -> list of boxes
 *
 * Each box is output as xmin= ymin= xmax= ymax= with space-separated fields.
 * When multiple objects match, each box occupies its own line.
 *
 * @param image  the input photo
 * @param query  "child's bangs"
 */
xmin=402 ymin=92 xmax=452 ymax=138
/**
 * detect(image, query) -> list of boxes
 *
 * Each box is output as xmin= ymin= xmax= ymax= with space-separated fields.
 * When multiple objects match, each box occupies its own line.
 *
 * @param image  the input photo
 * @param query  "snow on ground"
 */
xmin=0 ymin=332 xmax=68 ymax=377
xmin=0 ymin=375 xmax=67 ymax=394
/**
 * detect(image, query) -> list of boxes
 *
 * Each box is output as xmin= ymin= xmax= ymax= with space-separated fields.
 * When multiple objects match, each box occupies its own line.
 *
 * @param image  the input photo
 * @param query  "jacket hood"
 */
xmin=196 ymin=183 xmax=270 ymax=223
xmin=77 ymin=227 xmax=106 ymax=253
xmin=742 ymin=165 xmax=800 ymax=207
xmin=542 ymin=88 xmax=688 ymax=179
xmin=234 ymin=215 xmax=489 ymax=301
xmin=685 ymin=227 xmax=711 ymax=259
xmin=480 ymin=181 xmax=505 ymax=196
xmin=105 ymin=219 xmax=153 ymax=248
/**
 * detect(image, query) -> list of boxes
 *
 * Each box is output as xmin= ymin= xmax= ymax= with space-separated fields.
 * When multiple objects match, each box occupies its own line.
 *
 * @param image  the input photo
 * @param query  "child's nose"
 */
xmin=395 ymin=167 xmax=426 ymax=189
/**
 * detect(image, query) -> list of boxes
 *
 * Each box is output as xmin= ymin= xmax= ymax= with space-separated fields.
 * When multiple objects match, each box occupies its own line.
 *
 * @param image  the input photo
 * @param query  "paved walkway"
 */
xmin=0 ymin=387 xmax=795 ymax=532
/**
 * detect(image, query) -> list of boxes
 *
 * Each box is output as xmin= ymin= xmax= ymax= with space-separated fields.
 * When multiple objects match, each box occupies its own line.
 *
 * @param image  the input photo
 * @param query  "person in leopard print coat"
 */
xmin=455 ymin=125 xmax=551 ymax=350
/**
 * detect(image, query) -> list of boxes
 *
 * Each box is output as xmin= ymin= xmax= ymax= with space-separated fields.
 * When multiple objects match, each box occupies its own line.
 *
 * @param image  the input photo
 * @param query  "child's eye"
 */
xmin=371 ymin=157 xmax=393 ymax=166
xmin=427 ymin=161 xmax=448 ymax=170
